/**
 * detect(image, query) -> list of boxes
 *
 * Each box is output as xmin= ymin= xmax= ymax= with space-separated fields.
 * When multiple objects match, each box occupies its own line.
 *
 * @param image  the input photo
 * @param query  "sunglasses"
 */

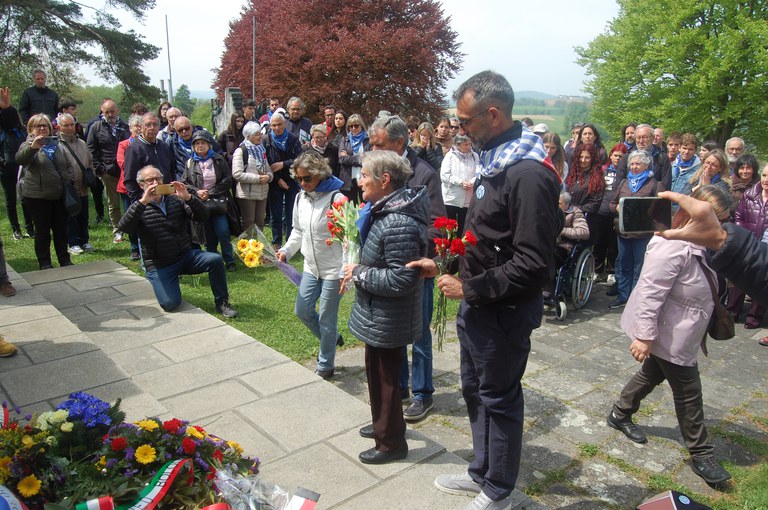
xmin=348 ymin=124 xmax=361 ymax=129
xmin=296 ymin=175 xmax=314 ymax=184
xmin=177 ymin=126 xmax=192 ymax=133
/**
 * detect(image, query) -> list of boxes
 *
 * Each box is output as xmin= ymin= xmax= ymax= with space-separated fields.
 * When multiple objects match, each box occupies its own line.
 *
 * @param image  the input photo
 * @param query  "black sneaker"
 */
xmin=608 ymin=298 xmax=627 ymax=309
xmin=606 ymin=411 xmax=647 ymax=443
xmin=216 ymin=300 xmax=239 ymax=318
xmin=315 ymin=368 xmax=334 ymax=380
xmin=26 ymin=230 xmax=35 ymax=238
xmin=606 ymin=283 xmax=618 ymax=296
xmin=691 ymin=457 xmax=731 ymax=484
xmin=130 ymin=250 xmax=140 ymax=261
xmin=12 ymin=230 xmax=21 ymax=240
xmin=403 ymin=398 xmax=434 ymax=422
xmin=336 ymin=334 xmax=344 ymax=347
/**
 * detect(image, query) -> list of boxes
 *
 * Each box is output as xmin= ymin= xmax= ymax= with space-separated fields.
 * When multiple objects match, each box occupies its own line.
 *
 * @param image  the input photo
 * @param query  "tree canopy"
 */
xmin=173 ymin=84 xmax=196 ymax=117
xmin=214 ymin=0 xmax=463 ymax=122
xmin=576 ymin=0 xmax=768 ymax=152
xmin=0 ymin=0 xmax=161 ymax=108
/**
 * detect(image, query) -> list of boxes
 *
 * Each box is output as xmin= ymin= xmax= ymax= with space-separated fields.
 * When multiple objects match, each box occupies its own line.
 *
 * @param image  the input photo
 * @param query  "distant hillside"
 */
xmin=516 ymin=90 xmax=557 ymax=100
xmin=190 ymin=89 xmax=216 ymax=100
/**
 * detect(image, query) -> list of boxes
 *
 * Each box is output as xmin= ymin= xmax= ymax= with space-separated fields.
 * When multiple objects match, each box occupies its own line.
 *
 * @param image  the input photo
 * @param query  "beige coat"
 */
xmin=232 ymin=146 xmax=272 ymax=201
xmin=59 ymin=132 xmax=93 ymax=196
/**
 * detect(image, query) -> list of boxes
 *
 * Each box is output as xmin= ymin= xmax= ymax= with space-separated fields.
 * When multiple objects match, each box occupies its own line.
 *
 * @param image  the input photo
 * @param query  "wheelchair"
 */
xmin=545 ymin=242 xmax=595 ymax=320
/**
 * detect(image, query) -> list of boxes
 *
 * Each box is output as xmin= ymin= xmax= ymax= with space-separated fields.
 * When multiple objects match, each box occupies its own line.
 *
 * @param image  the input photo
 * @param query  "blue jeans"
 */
xmin=67 ymin=196 xmax=89 ymax=246
xmin=400 ymin=277 xmax=435 ymax=402
xmin=145 ymin=249 xmax=229 ymax=311
xmin=268 ymin=182 xmax=299 ymax=245
xmin=295 ymin=273 xmax=343 ymax=372
xmin=616 ymin=236 xmax=651 ymax=301
xmin=205 ymin=213 xmax=235 ymax=264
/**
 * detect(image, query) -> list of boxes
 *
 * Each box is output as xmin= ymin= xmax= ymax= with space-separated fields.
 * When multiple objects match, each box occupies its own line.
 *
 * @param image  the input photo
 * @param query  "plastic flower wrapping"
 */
xmin=432 ymin=217 xmax=477 ymax=351
xmin=232 ymin=226 xmax=301 ymax=286
xmin=326 ymin=195 xmax=364 ymax=289
xmin=0 ymin=393 xmax=263 ymax=510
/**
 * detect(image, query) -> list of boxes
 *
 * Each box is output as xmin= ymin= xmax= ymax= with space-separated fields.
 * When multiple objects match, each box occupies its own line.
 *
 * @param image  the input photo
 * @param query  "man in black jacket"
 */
xmin=409 ymin=71 xmax=561 ymax=510
xmin=117 ymin=166 xmax=238 ymax=318
xmin=18 ymin=70 xmax=59 ymax=124
xmin=87 ymin=99 xmax=129 ymax=242
xmin=123 ymin=113 xmax=175 ymax=203
xmin=368 ymin=114 xmax=446 ymax=424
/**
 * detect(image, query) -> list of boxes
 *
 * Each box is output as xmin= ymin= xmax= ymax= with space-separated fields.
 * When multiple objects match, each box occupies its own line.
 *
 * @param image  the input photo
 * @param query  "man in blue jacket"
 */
xmin=409 ymin=70 xmax=561 ymax=510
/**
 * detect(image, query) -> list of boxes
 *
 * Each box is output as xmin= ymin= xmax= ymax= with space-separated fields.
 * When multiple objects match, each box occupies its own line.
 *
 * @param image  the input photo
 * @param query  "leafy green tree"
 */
xmin=190 ymin=100 xmax=213 ymax=132
xmin=576 ymin=0 xmax=768 ymax=151
xmin=0 ymin=1 xmax=161 ymax=106
xmin=173 ymin=84 xmax=196 ymax=117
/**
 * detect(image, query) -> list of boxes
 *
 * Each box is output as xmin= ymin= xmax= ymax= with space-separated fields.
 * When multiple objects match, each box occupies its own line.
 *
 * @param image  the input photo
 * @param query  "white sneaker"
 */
xmin=606 ymin=273 xmax=616 ymax=286
xmin=435 ymin=473 xmax=482 ymax=496
xmin=463 ymin=492 xmax=513 ymax=510
xmin=82 ymin=243 xmax=95 ymax=253
xmin=113 ymin=232 xmax=124 ymax=243
xmin=68 ymin=245 xmax=84 ymax=255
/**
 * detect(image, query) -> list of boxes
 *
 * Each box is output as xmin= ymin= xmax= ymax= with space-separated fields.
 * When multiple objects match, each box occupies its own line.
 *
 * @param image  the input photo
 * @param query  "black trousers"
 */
xmin=458 ymin=298 xmax=540 ymax=501
xmin=613 ymin=354 xmax=712 ymax=459
xmin=89 ymin=173 xmax=105 ymax=218
xmin=446 ymin=205 xmax=468 ymax=235
xmin=365 ymin=344 xmax=406 ymax=452
xmin=592 ymin=213 xmax=617 ymax=273
xmin=25 ymin=197 xmax=71 ymax=268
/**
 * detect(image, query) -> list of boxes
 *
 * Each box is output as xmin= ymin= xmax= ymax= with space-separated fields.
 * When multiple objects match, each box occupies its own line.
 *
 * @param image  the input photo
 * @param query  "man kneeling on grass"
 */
xmin=118 ymin=165 xmax=238 ymax=318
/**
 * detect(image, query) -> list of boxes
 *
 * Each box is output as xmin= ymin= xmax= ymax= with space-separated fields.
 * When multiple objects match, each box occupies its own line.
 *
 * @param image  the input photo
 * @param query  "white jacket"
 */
xmin=232 ymin=146 xmax=272 ymax=201
xmin=440 ymin=147 xmax=478 ymax=207
xmin=281 ymin=189 xmax=343 ymax=279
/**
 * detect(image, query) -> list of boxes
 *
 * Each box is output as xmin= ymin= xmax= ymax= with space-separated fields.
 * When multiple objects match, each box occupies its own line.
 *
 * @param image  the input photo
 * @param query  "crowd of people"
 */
xmin=1 ymin=68 xmax=767 ymax=509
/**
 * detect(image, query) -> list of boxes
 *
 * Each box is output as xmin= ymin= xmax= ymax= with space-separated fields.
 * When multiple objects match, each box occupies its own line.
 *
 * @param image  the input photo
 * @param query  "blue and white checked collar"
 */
xmin=478 ymin=125 xmax=549 ymax=178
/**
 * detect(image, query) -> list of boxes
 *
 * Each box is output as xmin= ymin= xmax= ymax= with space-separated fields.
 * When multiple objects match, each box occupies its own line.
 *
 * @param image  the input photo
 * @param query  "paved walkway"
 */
xmin=0 ymin=261 xmax=765 ymax=509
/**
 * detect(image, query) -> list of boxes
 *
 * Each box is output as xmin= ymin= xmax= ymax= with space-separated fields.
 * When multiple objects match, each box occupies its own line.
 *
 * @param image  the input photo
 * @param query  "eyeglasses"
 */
xmin=348 ymin=124 xmax=361 ymax=129
xmin=144 ymin=122 xmax=159 ymax=127
xmin=177 ymin=126 xmax=191 ymax=133
xmin=458 ymin=108 xmax=493 ymax=129
xmin=296 ymin=175 xmax=314 ymax=184
xmin=141 ymin=176 xmax=163 ymax=183
xmin=449 ymin=125 xmax=459 ymax=130
xmin=34 ymin=124 xmax=49 ymax=129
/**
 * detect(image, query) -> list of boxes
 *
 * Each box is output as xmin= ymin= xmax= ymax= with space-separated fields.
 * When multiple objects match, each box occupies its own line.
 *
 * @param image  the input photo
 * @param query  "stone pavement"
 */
xmin=0 ymin=261 xmax=765 ymax=509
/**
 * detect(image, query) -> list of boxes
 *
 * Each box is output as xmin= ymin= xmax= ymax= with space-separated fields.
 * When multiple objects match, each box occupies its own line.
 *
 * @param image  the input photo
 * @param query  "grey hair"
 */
xmin=369 ymin=115 xmax=408 ymax=151
xmin=141 ymin=112 xmax=160 ymax=125
xmin=137 ymin=165 xmax=162 ymax=183
xmin=559 ymin=191 xmax=572 ymax=207
xmin=310 ymin=124 xmax=326 ymax=136
xmin=454 ymin=134 xmax=470 ymax=145
xmin=57 ymin=113 xmax=75 ymax=125
xmin=290 ymin=151 xmax=332 ymax=180
xmin=347 ymin=113 xmax=367 ymax=131
xmin=270 ymin=112 xmax=286 ymax=124
xmin=361 ymin=150 xmax=413 ymax=189
xmin=166 ymin=107 xmax=182 ymax=117
xmin=725 ymin=136 xmax=744 ymax=148
xmin=452 ymin=70 xmax=515 ymax=116
xmin=628 ymin=149 xmax=652 ymax=166
xmin=242 ymin=121 xmax=261 ymax=138
xmin=127 ymin=114 xmax=143 ymax=128
xmin=287 ymin=96 xmax=305 ymax=110
xmin=635 ymin=123 xmax=653 ymax=134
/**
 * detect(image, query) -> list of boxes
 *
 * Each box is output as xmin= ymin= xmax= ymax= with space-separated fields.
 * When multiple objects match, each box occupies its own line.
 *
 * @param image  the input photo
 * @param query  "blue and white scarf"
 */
xmin=192 ymin=148 xmax=215 ymax=162
xmin=349 ymin=130 xmax=367 ymax=154
xmin=41 ymin=143 xmax=57 ymax=161
xmin=478 ymin=125 xmax=552 ymax=178
xmin=177 ymin=136 xmax=193 ymax=158
xmin=270 ymin=129 xmax=289 ymax=152
xmin=244 ymin=139 xmax=266 ymax=163
xmin=673 ymin=153 xmax=697 ymax=179
xmin=628 ymin=169 xmax=652 ymax=193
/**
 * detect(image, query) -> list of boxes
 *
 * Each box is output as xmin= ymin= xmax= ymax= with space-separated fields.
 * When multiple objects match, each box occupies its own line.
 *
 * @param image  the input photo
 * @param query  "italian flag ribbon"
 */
xmin=1 ymin=403 xmax=9 ymax=429
xmin=0 ymin=485 xmax=29 ymax=510
xmin=75 ymin=496 xmax=113 ymax=510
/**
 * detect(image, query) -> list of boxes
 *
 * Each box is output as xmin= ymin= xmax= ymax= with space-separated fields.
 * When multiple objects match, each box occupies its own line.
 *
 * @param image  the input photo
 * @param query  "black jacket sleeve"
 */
xmin=707 ymin=223 xmax=768 ymax=306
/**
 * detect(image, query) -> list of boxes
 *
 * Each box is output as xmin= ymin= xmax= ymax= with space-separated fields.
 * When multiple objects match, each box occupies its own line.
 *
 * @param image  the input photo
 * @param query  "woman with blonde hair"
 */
xmin=338 ymin=113 xmax=369 ymax=203
xmin=541 ymin=131 xmax=568 ymax=182
xmin=689 ymin=149 xmax=730 ymax=196
xmin=410 ymin=122 xmax=443 ymax=171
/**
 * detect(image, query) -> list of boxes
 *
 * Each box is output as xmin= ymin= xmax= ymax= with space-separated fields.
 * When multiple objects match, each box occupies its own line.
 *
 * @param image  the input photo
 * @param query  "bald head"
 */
xmin=174 ymin=116 xmax=193 ymax=141
xmin=101 ymin=99 xmax=119 ymax=125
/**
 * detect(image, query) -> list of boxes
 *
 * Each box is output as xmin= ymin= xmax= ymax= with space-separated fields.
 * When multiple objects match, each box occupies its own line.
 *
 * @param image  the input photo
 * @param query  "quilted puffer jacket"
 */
xmin=348 ymin=185 xmax=429 ymax=349
xmin=734 ymin=181 xmax=768 ymax=240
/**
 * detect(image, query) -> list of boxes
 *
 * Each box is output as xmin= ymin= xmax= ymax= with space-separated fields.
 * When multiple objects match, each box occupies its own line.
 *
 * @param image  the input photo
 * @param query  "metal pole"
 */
xmin=166 ymin=15 xmax=174 ymax=103
xmin=252 ymin=14 xmax=256 ymax=101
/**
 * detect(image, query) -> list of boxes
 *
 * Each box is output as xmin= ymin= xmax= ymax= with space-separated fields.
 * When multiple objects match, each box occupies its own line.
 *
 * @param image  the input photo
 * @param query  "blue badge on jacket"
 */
xmin=476 ymin=185 xmax=485 ymax=200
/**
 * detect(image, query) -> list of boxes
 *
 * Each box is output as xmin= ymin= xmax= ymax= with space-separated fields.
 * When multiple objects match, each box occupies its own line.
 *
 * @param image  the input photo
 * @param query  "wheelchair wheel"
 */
xmin=571 ymin=248 xmax=595 ymax=310
xmin=555 ymin=299 xmax=567 ymax=321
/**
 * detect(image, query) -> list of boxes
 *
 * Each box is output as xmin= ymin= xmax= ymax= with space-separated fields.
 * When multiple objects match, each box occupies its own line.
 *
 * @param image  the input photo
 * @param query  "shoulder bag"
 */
xmin=695 ymin=256 xmax=734 ymax=340
xmin=60 ymin=139 xmax=99 ymax=188
xmin=51 ymin=153 xmax=82 ymax=217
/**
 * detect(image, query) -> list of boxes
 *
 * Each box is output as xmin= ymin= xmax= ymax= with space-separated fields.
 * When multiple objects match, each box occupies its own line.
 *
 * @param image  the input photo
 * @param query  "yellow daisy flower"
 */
xmin=135 ymin=419 xmax=159 ymax=431
xmin=186 ymin=427 xmax=205 ymax=439
xmin=248 ymin=239 xmax=262 ymax=250
xmin=17 ymin=474 xmax=42 ymax=497
xmin=135 ymin=444 xmax=157 ymax=465
xmin=97 ymin=455 xmax=107 ymax=467
xmin=227 ymin=440 xmax=244 ymax=455
xmin=243 ymin=251 xmax=260 ymax=268
xmin=21 ymin=435 xmax=35 ymax=448
xmin=237 ymin=239 xmax=249 ymax=252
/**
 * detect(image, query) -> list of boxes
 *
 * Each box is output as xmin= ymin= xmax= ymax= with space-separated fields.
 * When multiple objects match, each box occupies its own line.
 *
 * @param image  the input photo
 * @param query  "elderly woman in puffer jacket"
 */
xmin=16 ymin=113 xmax=73 ymax=269
xmin=57 ymin=113 xmax=94 ymax=255
xmin=232 ymin=121 xmax=272 ymax=232
xmin=276 ymin=152 xmax=344 ymax=380
xmin=727 ymin=164 xmax=768 ymax=329
xmin=440 ymin=134 xmax=477 ymax=234
xmin=341 ymin=150 xmax=429 ymax=466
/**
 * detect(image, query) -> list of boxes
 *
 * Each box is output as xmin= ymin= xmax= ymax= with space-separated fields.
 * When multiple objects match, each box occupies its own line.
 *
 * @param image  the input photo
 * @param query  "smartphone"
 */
xmin=45 ymin=136 xmax=59 ymax=146
xmin=154 ymin=183 xmax=175 ymax=195
xmin=618 ymin=197 xmax=672 ymax=234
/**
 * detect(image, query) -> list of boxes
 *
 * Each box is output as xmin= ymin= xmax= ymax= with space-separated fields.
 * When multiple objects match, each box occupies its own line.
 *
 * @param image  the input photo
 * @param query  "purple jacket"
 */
xmin=621 ymin=237 xmax=714 ymax=367
xmin=734 ymin=181 xmax=767 ymax=239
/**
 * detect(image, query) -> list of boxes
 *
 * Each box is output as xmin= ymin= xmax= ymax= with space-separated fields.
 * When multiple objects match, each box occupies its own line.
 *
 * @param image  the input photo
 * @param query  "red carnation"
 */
xmin=182 ymin=436 xmax=196 ymax=455
xmin=111 ymin=436 xmax=128 ymax=451
xmin=434 ymin=217 xmax=449 ymax=229
xmin=212 ymin=449 xmax=224 ymax=462
xmin=449 ymin=238 xmax=466 ymax=256
xmin=445 ymin=219 xmax=459 ymax=232
xmin=463 ymin=230 xmax=477 ymax=246
xmin=163 ymin=418 xmax=183 ymax=434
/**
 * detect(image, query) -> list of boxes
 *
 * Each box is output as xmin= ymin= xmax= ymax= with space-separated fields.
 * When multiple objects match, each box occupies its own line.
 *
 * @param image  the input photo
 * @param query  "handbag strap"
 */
xmin=694 ymin=256 xmax=719 ymax=304
xmin=59 ymin=140 xmax=88 ymax=174
xmin=48 ymin=148 xmax=71 ymax=184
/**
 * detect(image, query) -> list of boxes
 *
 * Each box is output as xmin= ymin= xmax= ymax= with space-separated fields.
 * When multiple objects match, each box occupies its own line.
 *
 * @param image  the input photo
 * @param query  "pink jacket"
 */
xmin=620 ymin=237 xmax=715 ymax=367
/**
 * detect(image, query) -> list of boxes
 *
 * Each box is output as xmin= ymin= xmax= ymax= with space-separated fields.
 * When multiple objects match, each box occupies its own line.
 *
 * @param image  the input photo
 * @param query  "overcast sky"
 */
xmin=85 ymin=0 xmax=620 ymax=98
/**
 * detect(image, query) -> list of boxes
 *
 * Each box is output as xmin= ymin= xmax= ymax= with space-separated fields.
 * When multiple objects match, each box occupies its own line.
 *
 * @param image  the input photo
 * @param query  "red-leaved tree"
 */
xmin=213 ymin=0 xmax=463 ymax=123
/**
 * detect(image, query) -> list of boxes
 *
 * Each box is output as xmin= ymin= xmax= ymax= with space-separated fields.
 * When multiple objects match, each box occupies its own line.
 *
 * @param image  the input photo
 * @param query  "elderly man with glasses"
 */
xmin=123 ymin=113 xmax=174 ymax=203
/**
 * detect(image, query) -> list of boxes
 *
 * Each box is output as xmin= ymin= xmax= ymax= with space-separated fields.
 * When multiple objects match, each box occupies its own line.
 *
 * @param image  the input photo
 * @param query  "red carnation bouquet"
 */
xmin=327 ymin=195 xmax=365 ymax=290
xmin=433 ymin=217 xmax=476 ymax=350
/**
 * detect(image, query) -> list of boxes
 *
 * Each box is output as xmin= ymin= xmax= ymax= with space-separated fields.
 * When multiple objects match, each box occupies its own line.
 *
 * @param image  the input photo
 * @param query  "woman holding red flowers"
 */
xmin=566 ymin=142 xmax=606 ymax=244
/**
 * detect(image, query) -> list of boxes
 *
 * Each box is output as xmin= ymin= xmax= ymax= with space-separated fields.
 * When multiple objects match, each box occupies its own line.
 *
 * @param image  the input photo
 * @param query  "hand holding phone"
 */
xmin=619 ymin=197 xmax=672 ymax=234
xmin=154 ymin=183 xmax=175 ymax=195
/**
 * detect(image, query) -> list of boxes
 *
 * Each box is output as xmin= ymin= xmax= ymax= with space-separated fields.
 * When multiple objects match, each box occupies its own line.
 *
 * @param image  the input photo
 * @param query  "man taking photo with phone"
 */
xmin=117 ymin=165 xmax=238 ymax=318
